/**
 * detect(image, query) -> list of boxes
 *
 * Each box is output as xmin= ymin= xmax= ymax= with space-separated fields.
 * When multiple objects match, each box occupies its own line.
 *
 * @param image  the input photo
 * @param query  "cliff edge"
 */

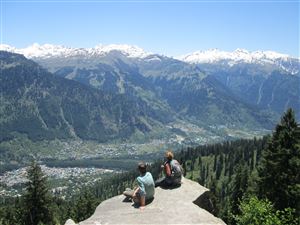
xmin=65 ymin=177 xmax=226 ymax=225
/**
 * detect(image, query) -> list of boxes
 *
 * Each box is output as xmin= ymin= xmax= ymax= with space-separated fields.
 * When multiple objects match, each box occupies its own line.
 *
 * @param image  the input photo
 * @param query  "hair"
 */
xmin=138 ymin=162 xmax=147 ymax=174
xmin=165 ymin=150 xmax=174 ymax=160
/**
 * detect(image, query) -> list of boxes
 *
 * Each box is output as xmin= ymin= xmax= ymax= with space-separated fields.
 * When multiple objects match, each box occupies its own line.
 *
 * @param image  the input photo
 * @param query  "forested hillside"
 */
xmin=180 ymin=108 xmax=300 ymax=224
xmin=0 ymin=51 xmax=170 ymax=142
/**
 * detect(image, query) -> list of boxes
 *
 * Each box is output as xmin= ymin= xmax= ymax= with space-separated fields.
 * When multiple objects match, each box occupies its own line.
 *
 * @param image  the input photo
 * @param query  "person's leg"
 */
xmin=132 ymin=195 xmax=140 ymax=204
xmin=165 ymin=177 xmax=173 ymax=186
xmin=132 ymin=192 xmax=143 ymax=207
xmin=123 ymin=188 xmax=134 ymax=198
xmin=155 ymin=177 xmax=166 ymax=187
xmin=139 ymin=196 xmax=146 ymax=210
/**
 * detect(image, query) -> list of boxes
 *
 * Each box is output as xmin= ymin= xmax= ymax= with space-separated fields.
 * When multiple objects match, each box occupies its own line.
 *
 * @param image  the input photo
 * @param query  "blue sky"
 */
xmin=1 ymin=0 xmax=299 ymax=57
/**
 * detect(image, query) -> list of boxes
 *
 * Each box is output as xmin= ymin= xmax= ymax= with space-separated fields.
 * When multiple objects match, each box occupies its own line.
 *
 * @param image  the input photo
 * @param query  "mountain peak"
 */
xmin=93 ymin=44 xmax=151 ymax=58
xmin=177 ymin=48 xmax=294 ymax=63
xmin=177 ymin=48 xmax=299 ymax=74
xmin=0 ymin=43 xmax=151 ymax=59
xmin=1 ymin=44 xmax=298 ymax=74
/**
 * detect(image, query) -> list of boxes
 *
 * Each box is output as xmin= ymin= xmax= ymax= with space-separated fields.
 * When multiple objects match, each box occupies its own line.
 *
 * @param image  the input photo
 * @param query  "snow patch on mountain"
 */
xmin=177 ymin=48 xmax=299 ymax=74
xmin=1 ymin=44 xmax=298 ymax=74
xmin=177 ymin=48 xmax=291 ymax=64
xmin=0 ymin=43 xmax=151 ymax=59
xmin=93 ymin=44 xmax=150 ymax=58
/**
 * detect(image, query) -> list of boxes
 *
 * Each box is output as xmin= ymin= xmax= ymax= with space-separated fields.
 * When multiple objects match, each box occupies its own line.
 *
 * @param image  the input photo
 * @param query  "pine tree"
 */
xmin=199 ymin=165 xmax=206 ymax=185
xmin=216 ymin=154 xmax=224 ymax=180
xmin=198 ymin=155 xmax=202 ymax=166
xmin=258 ymin=108 xmax=300 ymax=212
xmin=213 ymin=154 xmax=217 ymax=172
xmin=182 ymin=161 xmax=187 ymax=177
xmin=23 ymin=161 xmax=56 ymax=225
xmin=230 ymin=164 xmax=244 ymax=216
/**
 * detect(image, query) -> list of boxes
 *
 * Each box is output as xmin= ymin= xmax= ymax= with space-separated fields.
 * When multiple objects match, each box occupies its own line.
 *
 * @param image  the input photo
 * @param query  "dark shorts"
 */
xmin=155 ymin=176 xmax=181 ymax=188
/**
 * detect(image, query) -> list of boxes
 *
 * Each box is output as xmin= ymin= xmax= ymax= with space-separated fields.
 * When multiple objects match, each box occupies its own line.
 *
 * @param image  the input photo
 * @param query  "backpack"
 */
xmin=169 ymin=159 xmax=183 ymax=178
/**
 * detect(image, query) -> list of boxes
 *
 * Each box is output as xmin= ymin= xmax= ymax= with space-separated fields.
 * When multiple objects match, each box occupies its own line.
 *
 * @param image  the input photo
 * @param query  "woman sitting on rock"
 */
xmin=123 ymin=162 xmax=155 ymax=209
xmin=155 ymin=150 xmax=183 ymax=188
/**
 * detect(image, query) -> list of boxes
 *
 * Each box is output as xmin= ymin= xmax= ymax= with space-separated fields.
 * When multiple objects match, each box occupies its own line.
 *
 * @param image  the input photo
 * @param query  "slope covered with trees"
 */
xmin=180 ymin=108 xmax=300 ymax=224
xmin=0 ymin=51 xmax=170 ymax=143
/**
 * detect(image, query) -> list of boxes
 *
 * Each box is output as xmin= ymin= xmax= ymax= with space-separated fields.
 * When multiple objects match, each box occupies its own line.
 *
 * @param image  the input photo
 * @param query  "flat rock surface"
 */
xmin=76 ymin=178 xmax=226 ymax=225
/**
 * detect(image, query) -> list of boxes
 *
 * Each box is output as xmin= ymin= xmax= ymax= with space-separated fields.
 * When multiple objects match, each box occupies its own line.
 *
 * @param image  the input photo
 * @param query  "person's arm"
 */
xmin=164 ymin=162 xmax=171 ymax=177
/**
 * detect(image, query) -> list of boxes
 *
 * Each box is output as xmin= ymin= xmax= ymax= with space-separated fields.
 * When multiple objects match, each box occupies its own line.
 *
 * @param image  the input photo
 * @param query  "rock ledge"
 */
xmin=66 ymin=177 xmax=226 ymax=225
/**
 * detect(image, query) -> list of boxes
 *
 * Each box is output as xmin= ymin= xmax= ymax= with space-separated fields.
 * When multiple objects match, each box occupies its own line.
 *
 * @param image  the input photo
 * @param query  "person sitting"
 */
xmin=123 ymin=162 xmax=155 ymax=209
xmin=155 ymin=150 xmax=183 ymax=188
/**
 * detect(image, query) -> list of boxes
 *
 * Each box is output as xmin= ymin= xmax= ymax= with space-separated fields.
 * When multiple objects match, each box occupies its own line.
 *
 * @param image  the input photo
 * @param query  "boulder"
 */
xmin=74 ymin=177 xmax=226 ymax=225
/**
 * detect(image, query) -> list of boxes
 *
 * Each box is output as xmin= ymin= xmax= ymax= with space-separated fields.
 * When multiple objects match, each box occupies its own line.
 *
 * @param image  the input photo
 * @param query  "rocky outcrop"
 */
xmin=66 ymin=177 xmax=226 ymax=225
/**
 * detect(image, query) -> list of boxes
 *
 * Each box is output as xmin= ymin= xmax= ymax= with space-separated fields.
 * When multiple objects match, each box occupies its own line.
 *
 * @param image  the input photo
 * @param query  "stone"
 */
xmin=76 ymin=177 xmax=226 ymax=225
xmin=64 ymin=219 xmax=77 ymax=225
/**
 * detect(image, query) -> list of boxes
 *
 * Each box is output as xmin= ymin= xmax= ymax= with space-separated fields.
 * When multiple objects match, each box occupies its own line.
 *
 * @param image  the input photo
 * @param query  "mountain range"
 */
xmin=2 ymin=43 xmax=298 ymax=74
xmin=12 ymin=43 xmax=298 ymax=117
xmin=0 ymin=44 xmax=299 ymax=164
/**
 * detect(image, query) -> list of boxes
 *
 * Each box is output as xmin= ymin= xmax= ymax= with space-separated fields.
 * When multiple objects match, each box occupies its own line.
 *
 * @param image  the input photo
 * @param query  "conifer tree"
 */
xmin=258 ymin=108 xmax=300 ymax=212
xmin=231 ymin=163 xmax=248 ymax=215
xmin=23 ymin=161 xmax=56 ymax=225
xmin=213 ymin=154 xmax=217 ymax=171
xmin=216 ymin=154 xmax=224 ymax=180
xmin=182 ymin=161 xmax=187 ymax=177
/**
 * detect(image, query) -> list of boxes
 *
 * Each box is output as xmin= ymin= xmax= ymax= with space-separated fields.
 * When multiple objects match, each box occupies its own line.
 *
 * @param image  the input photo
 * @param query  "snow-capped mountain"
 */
xmin=0 ymin=43 xmax=151 ymax=59
xmin=177 ymin=48 xmax=299 ymax=75
xmin=178 ymin=48 xmax=290 ymax=63
xmin=1 ymin=43 xmax=299 ymax=74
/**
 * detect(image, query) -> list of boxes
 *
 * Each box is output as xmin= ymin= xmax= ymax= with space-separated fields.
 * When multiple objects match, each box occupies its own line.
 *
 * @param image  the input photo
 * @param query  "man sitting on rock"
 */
xmin=155 ymin=150 xmax=183 ymax=188
xmin=123 ymin=162 xmax=155 ymax=209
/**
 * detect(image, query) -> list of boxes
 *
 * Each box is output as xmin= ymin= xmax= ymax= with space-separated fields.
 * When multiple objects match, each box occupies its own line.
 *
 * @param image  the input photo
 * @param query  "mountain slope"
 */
xmin=136 ymin=56 xmax=276 ymax=129
xmin=180 ymin=63 xmax=300 ymax=119
xmin=0 ymin=51 xmax=168 ymax=142
xmin=25 ymin=46 xmax=276 ymax=130
xmin=177 ymin=49 xmax=300 ymax=119
xmin=210 ymin=67 xmax=300 ymax=115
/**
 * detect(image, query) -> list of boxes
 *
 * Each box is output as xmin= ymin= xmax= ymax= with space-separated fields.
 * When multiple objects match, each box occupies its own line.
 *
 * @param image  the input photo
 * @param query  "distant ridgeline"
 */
xmin=1 ymin=109 xmax=299 ymax=225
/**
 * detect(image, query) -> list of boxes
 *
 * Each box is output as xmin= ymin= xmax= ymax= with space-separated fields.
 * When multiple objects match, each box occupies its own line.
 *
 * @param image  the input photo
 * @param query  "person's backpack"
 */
xmin=170 ymin=159 xmax=183 ymax=178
